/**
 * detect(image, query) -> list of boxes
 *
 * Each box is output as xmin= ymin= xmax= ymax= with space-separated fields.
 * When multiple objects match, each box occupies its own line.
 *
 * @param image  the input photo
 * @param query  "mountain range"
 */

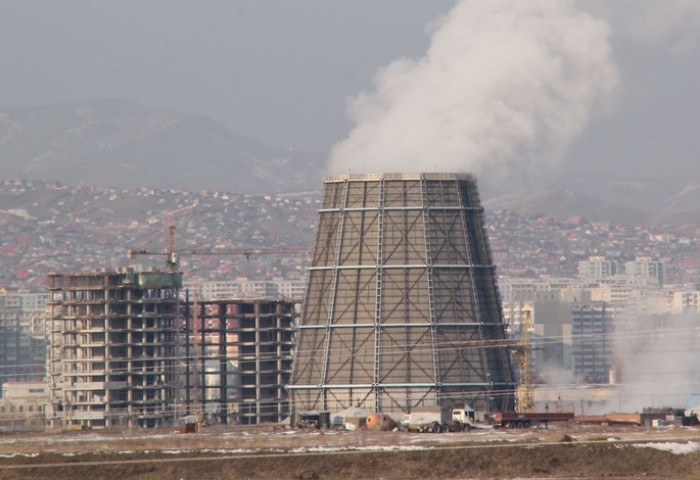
xmin=0 ymin=99 xmax=325 ymax=193
xmin=1 ymin=99 xmax=699 ymax=225
xmin=484 ymin=174 xmax=700 ymax=226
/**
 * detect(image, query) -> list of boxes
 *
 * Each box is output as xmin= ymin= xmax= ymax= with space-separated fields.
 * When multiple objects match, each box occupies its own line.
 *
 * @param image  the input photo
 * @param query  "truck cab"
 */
xmin=451 ymin=406 xmax=476 ymax=430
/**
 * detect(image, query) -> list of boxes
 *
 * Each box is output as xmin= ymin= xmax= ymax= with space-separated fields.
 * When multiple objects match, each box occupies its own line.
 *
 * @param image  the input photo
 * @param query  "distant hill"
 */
xmin=1 ymin=99 xmax=699 ymax=225
xmin=482 ymin=172 xmax=700 ymax=226
xmin=0 ymin=99 xmax=326 ymax=193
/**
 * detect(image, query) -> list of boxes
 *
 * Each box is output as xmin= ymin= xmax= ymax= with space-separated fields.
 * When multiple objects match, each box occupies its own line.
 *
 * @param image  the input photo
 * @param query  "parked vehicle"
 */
xmin=451 ymin=405 xmax=477 ymax=431
xmin=400 ymin=405 xmax=476 ymax=433
xmin=488 ymin=410 xmax=574 ymax=428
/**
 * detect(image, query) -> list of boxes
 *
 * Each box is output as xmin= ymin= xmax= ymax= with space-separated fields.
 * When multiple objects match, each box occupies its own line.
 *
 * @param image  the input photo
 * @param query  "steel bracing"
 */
xmin=289 ymin=173 xmax=515 ymax=417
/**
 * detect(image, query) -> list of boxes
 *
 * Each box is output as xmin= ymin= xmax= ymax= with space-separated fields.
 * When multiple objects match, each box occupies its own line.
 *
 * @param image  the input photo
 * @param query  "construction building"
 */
xmin=184 ymin=298 xmax=296 ymax=425
xmin=289 ymin=173 xmax=516 ymax=418
xmin=45 ymin=267 xmax=297 ymax=429
xmin=46 ymin=269 xmax=182 ymax=429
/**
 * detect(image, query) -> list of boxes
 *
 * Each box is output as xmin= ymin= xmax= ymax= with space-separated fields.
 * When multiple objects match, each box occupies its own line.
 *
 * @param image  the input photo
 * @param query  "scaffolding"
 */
xmin=289 ymin=173 xmax=516 ymax=417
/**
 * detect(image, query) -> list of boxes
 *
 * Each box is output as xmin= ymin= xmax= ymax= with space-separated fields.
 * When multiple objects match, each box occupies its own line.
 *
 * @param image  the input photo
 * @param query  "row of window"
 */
xmin=0 ymin=404 xmax=43 ymax=413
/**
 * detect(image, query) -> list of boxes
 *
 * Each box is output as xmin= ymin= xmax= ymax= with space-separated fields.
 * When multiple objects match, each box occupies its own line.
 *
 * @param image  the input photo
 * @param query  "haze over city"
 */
xmin=1 ymin=0 xmax=699 ymax=184
xmin=1 ymin=3 xmax=700 ymax=478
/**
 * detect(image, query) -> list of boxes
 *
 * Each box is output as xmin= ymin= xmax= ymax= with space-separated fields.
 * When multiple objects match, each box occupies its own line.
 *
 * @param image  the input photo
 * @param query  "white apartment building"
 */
xmin=624 ymin=256 xmax=665 ymax=286
xmin=672 ymin=290 xmax=700 ymax=313
xmin=0 ymin=381 xmax=49 ymax=431
xmin=185 ymin=277 xmax=305 ymax=301
xmin=578 ymin=256 xmax=618 ymax=280
xmin=272 ymin=278 xmax=306 ymax=300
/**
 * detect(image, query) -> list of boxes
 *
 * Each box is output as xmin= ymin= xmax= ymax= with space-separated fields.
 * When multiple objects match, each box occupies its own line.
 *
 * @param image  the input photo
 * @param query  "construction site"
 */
xmin=7 ymin=171 xmax=698 ymax=439
xmin=2 ymin=172 xmax=700 ymax=480
xmin=34 ymin=172 xmax=522 ymax=431
xmin=45 ymin=270 xmax=297 ymax=430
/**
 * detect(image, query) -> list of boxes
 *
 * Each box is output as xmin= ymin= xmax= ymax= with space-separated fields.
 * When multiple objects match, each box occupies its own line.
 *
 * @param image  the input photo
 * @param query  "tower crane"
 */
xmin=513 ymin=309 xmax=545 ymax=413
xmin=126 ymin=225 xmax=307 ymax=419
xmin=127 ymin=225 xmax=307 ymax=272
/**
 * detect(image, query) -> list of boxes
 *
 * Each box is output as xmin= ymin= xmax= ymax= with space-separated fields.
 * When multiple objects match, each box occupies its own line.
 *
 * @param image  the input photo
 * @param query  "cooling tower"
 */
xmin=288 ymin=173 xmax=515 ymax=417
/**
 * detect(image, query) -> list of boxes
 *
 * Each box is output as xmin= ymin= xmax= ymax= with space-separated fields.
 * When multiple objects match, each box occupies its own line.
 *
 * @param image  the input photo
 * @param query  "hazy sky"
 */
xmin=1 ymin=0 xmax=699 ymax=180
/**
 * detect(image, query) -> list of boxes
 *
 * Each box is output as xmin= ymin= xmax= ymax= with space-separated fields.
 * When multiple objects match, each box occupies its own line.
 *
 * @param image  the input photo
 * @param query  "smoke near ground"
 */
xmin=327 ymin=0 xmax=618 ymax=185
xmin=613 ymin=311 xmax=700 ymax=412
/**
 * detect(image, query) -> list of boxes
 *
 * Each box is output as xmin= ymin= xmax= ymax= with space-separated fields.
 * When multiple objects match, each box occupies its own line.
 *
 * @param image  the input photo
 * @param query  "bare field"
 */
xmin=2 ymin=423 xmax=700 ymax=479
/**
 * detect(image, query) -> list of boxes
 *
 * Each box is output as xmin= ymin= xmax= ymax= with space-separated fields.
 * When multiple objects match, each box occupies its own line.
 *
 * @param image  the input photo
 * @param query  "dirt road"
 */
xmin=1 ymin=424 xmax=699 ymax=479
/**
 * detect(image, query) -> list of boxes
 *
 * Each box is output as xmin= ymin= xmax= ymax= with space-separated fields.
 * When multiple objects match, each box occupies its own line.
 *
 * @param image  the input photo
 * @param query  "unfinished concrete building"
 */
xmin=289 ymin=173 xmax=515 ymax=418
xmin=184 ymin=298 xmax=297 ymax=425
xmin=46 ymin=270 xmax=181 ymax=429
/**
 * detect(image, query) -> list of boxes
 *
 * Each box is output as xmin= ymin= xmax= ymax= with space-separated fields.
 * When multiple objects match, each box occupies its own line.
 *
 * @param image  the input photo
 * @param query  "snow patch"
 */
xmin=634 ymin=442 xmax=700 ymax=455
xmin=289 ymin=445 xmax=431 ymax=454
xmin=0 ymin=452 xmax=39 ymax=458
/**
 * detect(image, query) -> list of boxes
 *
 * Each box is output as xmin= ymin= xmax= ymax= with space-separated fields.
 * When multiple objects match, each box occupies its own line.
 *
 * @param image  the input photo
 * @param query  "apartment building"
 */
xmin=571 ymin=302 xmax=613 ymax=384
xmin=0 ymin=292 xmax=48 ymax=387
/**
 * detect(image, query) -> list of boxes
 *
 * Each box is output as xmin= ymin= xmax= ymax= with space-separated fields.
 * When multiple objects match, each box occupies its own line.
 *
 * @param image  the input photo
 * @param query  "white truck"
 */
xmin=400 ymin=405 xmax=476 ymax=433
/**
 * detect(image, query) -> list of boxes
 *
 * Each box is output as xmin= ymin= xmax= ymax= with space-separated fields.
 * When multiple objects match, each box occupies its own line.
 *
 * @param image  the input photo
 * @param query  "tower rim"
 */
xmin=323 ymin=172 xmax=476 ymax=183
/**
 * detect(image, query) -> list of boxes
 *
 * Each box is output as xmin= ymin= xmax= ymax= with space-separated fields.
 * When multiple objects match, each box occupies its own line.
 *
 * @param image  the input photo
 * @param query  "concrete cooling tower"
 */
xmin=288 ymin=173 xmax=515 ymax=417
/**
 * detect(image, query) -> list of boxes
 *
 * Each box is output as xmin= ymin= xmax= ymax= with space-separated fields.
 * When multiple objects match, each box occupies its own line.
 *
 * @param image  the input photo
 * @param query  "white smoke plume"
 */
xmin=586 ymin=0 xmax=700 ymax=54
xmin=613 ymin=311 xmax=700 ymax=412
xmin=328 ymin=0 xmax=618 ymax=185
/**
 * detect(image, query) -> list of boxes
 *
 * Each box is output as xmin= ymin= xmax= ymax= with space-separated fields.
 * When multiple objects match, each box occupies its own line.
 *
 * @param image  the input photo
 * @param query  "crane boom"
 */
xmin=126 ymin=226 xmax=307 ymax=272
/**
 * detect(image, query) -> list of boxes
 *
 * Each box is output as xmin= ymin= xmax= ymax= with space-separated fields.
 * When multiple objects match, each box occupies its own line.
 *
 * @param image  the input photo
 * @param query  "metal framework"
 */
xmin=289 ymin=173 xmax=515 ymax=417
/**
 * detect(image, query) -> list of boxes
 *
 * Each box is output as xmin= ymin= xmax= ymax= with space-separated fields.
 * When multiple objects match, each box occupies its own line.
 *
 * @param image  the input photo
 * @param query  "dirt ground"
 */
xmin=2 ymin=423 xmax=700 ymax=479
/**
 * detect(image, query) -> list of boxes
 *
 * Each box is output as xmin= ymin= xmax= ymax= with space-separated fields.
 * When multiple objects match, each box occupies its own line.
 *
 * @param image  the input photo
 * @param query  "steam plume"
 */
xmin=328 ymin=0 xmax=618 ymax=184
xmin=613 ymin=311 xmax=700 ymax=411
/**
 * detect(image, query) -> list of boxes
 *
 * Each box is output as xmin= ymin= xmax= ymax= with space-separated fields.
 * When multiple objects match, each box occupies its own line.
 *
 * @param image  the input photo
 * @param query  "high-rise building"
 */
xmin=0 ymin=293 xmax=48 ymax=387
xmin=289 ymin=173 xmax=515 ymax=417
xmin=46 ymin=270 xmax=181 ymax=429
xmin=184 ymin=298 xmax=297 ymax=425
xmin=571 ymin=302 xmax=613 ymax=384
